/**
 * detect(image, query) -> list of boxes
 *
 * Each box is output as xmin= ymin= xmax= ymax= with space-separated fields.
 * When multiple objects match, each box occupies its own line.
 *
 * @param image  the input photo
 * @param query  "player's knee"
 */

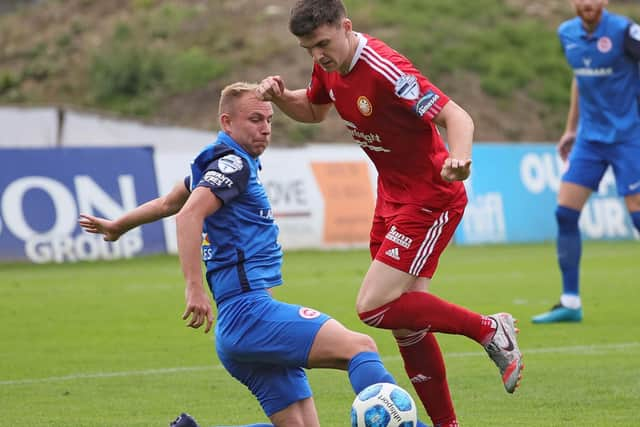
xmin=556 ymin=205 xmax=580 ymax=233
xmin=357 ymin=305 xmax=378 ymax=328
xmin=344 ymin=331 xmax=379 ymax=357
xmin=356 ymin=298 xmax=386 ymax=325
xmin=355 ymin=333 xmax=378 ymax=353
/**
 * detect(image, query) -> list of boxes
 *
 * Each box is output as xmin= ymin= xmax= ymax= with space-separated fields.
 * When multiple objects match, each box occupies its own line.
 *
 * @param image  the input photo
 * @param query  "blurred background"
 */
xmin=1 ymin=0 xmax=639 ymax=263
xmin=1 ymin=0 xmax=637 ymax=145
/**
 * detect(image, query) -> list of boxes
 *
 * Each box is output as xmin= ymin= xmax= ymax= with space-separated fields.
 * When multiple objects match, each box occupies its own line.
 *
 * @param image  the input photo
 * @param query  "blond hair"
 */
xmin=218 ymin=82 xmax=260 ymax=116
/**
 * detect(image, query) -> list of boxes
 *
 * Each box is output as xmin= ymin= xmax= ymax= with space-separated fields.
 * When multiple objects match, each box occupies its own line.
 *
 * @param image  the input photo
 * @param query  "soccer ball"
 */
xmin=351 ymin=382 xmax=418 ymax=427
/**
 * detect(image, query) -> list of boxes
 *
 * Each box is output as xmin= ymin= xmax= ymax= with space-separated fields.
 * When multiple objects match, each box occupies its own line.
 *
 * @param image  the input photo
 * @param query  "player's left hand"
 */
xmin=441 ymin=158 xmax=472 ymax=182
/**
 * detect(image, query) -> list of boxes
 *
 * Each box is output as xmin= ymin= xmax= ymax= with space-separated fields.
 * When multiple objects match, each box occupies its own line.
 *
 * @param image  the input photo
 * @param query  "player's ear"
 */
xmin=342 ymin=18 xmax=352 ymax=33
xmin=219 ymin=113 xmax=232 ymax=133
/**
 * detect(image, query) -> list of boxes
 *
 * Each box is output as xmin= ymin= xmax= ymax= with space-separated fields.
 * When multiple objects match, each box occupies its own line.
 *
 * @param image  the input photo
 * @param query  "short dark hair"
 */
xmin=289 ymin=0 xmax=347 ymax=37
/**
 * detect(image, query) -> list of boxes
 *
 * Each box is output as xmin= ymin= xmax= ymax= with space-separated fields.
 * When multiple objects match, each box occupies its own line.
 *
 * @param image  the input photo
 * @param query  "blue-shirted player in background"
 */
xmin=80 ymin=82 xmax=431 ymax=427
xmin=533 ymin=0 xmax=640 ymax=324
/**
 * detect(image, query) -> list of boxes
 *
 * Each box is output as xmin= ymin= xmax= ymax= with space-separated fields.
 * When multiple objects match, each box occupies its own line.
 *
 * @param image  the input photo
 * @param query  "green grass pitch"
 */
xmin=1 ymin=241 xmax=638 ymax=426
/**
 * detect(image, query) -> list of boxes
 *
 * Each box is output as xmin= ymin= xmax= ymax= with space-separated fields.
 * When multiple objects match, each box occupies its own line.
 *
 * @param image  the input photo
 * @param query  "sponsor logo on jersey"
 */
xmin=201 ymin=233 xmax=210 ymax=246
xmin=414 ymin=90 xmax=440 ymax=117
xmin=385 ymin=225 xmax=413 ymax=248
xmin=597 ymin=36 xmax=612 ymax=53
xmin=344 ymin=121 xmax=390 ymax=152
xmin=218 ymin=154 xmax=243 ymax=174
xmin=394 ymin=74 xmax=420 ymax=100
xmin=385 ymin=247 xmax=400 ymax=260
xmin=201 ymin=233 xmax=213 ymax=261
xmin=574 ymin=67 xmax=613 ymax=77
xmin=630 ymin=23 xmax=640 ymax=41
xmin=299 ymin=307 xmax=321 ymax=319
xmin=357 ymin=96 xmax=373 ymax=116
xmin=203 ymin=170 xmax=234 ymax=188
xmin=574 ymin=57 xmax=612 ymax=76
xmin=259 ymin=208 xmax=274 ymax=219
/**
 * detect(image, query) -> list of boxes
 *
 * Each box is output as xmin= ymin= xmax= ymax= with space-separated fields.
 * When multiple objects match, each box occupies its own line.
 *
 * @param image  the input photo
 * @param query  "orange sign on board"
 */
xmin=311 ymin=161 xmax=375 ymax=245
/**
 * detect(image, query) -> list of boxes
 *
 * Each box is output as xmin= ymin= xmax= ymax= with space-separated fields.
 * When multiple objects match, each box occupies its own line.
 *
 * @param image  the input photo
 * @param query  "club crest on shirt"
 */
xmin=299 ymin=307 xmax=321 ymax=319
xmin=597 ymin=36 xmax=612 ymax=53
xmin=630 ymin=24 xmax=640 ymax=41
xmin=218 ymin=154 xmax=243 ymax=174
xmin=357 ymin=96 xmax=373 ymax=116
xmin=394 ymin=74 xmax=420 ymax=100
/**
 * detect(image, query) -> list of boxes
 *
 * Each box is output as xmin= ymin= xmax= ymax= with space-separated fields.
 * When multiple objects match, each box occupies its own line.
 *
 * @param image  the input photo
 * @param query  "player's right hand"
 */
xmin=256 ymin=75 xmax=285 ymax=101
xmin=183 ymin=286 xmax=214 ymax=333
xmin=557 ymin=132 xmax=576 ymax=162
xmin=78 ymin=214 xmax=122 ymax=242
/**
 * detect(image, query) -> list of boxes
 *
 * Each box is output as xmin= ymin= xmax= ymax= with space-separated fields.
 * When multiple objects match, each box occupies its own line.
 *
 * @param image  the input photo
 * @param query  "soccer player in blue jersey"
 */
xmin=79 ymin=82 xmax=431 ymax=427
xmin=532 ymin=0 xmax=640 ymax=324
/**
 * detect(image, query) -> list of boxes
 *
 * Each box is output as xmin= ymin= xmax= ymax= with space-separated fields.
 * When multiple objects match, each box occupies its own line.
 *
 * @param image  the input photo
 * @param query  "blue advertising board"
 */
xmin=0 ymin=147 xmax=165 ymax=262
xmin=456 ymin=143 xmax=638 ymax=244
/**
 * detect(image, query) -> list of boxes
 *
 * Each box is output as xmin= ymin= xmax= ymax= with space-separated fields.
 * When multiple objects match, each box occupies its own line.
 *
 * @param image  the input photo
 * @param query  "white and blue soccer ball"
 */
xmin=351 ymin=382 xmax=417 ymax=427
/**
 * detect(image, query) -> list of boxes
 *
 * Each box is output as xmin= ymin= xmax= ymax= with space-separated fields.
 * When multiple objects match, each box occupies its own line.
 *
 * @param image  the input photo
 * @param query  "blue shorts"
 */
xmin=563 ymin=139 xmax=640 ymax=196
xmin=215 ymin=290 xmax=331 ymax=416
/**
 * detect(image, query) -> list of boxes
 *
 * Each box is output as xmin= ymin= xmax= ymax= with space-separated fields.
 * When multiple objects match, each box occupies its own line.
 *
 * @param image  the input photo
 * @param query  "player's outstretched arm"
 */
xmin=78 ymin=180 xmax=190 ymax=241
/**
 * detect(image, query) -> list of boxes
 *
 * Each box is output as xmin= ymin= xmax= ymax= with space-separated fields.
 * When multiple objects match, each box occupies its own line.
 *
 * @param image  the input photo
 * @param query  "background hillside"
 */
xmin=1 ymin=0 xmax=638 ymax=144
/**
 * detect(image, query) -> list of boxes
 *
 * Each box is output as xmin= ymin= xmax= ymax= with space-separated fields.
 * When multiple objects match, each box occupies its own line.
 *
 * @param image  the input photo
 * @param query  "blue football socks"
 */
xmin=556 ymin=206 xmax=582 ymax=297
xmin=348 ymin=351 xmax=396 ymax=393
xmin=631 ymin=211 xmax=640 ymax=233
xmin=349 ymin=351 xmax=430 ymax=427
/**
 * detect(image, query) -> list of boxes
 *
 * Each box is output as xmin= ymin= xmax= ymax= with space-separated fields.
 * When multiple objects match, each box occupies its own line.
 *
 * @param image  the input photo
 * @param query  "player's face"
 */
xmin=298 ymin=19 xmax=354 ymax=74
xmin=571 ymin=0 xmax=608 ymax=28
xmin=223 ymin=94 xmax=273 ymax=157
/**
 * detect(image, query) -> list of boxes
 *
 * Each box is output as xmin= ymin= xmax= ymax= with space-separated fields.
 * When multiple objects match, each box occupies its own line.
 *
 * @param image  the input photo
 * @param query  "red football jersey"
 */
xmin=307 ymin=33 xmax=467 ymax=213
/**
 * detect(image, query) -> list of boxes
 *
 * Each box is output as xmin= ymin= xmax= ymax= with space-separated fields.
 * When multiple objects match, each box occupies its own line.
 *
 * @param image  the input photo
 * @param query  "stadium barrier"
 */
xmin=1 ymin=144 xmax=636 ymax=263
xmin=457 ymin=143 xmax=638 ymax=244
xmin=0 ymin=147 xmax=165 ymax=263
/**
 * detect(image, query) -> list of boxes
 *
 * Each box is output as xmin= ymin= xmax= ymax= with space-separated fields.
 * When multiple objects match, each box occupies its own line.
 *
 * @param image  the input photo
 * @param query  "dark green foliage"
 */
xmin=347 ymin=0 xmax=572 ymax=114
xmin=88 ymin=20 xmax=227 ymax=116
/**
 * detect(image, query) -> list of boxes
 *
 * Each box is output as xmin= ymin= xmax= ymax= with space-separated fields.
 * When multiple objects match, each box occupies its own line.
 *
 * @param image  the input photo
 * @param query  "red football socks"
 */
xmin=396 ymin=331 xmax=457 ymax=426
xmin=359 ymin=291 xmax=496 ymax=345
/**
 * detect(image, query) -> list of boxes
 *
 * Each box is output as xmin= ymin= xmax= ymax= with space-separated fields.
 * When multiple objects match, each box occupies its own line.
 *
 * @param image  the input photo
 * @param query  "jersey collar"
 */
xmin=217 ymin=131 xmax=262 ymax=168
xmin=346 ymin=32 xmax=368 ymax=73
xmin=579 ymin=9 xmax=609 ymax=39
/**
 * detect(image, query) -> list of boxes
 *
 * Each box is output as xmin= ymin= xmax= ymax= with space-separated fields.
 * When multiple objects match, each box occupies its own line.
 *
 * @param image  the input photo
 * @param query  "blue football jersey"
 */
xmin=558 ymin=10 xmax=640 ymax=144
xmin=189 ymin=131 xmax=283 ymax=304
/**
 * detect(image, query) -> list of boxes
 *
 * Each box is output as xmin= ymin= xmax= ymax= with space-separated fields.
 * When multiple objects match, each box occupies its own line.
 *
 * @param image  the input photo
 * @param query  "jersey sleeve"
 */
xmin=195 ymin=153 xmax=250 ymax=204
xmin=624 ymin=22 xmax=640 ymax=61
xmin=306 ymin=63 xmax=333 ymax=105
xmin=183 ymin=175 xmax=191 ymax=192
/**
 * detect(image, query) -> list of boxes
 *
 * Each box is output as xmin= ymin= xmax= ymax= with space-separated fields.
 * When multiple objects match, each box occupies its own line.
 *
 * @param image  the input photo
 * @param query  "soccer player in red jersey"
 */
xmin=256 ymin=1 xmax=524 ymax=426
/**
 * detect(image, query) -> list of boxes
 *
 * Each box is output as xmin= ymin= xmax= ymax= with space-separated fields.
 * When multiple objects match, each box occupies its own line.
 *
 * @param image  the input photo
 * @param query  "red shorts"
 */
xmin=370 ymin=202 xmax=465 ymax=278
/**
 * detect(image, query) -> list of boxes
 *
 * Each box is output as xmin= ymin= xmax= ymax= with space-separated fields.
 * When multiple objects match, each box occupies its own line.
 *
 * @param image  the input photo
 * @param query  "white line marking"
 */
xmin=2 ymin=342 xmax=638 ymax=386
xmin=0 ymin=365 xmax=224 ymax=386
